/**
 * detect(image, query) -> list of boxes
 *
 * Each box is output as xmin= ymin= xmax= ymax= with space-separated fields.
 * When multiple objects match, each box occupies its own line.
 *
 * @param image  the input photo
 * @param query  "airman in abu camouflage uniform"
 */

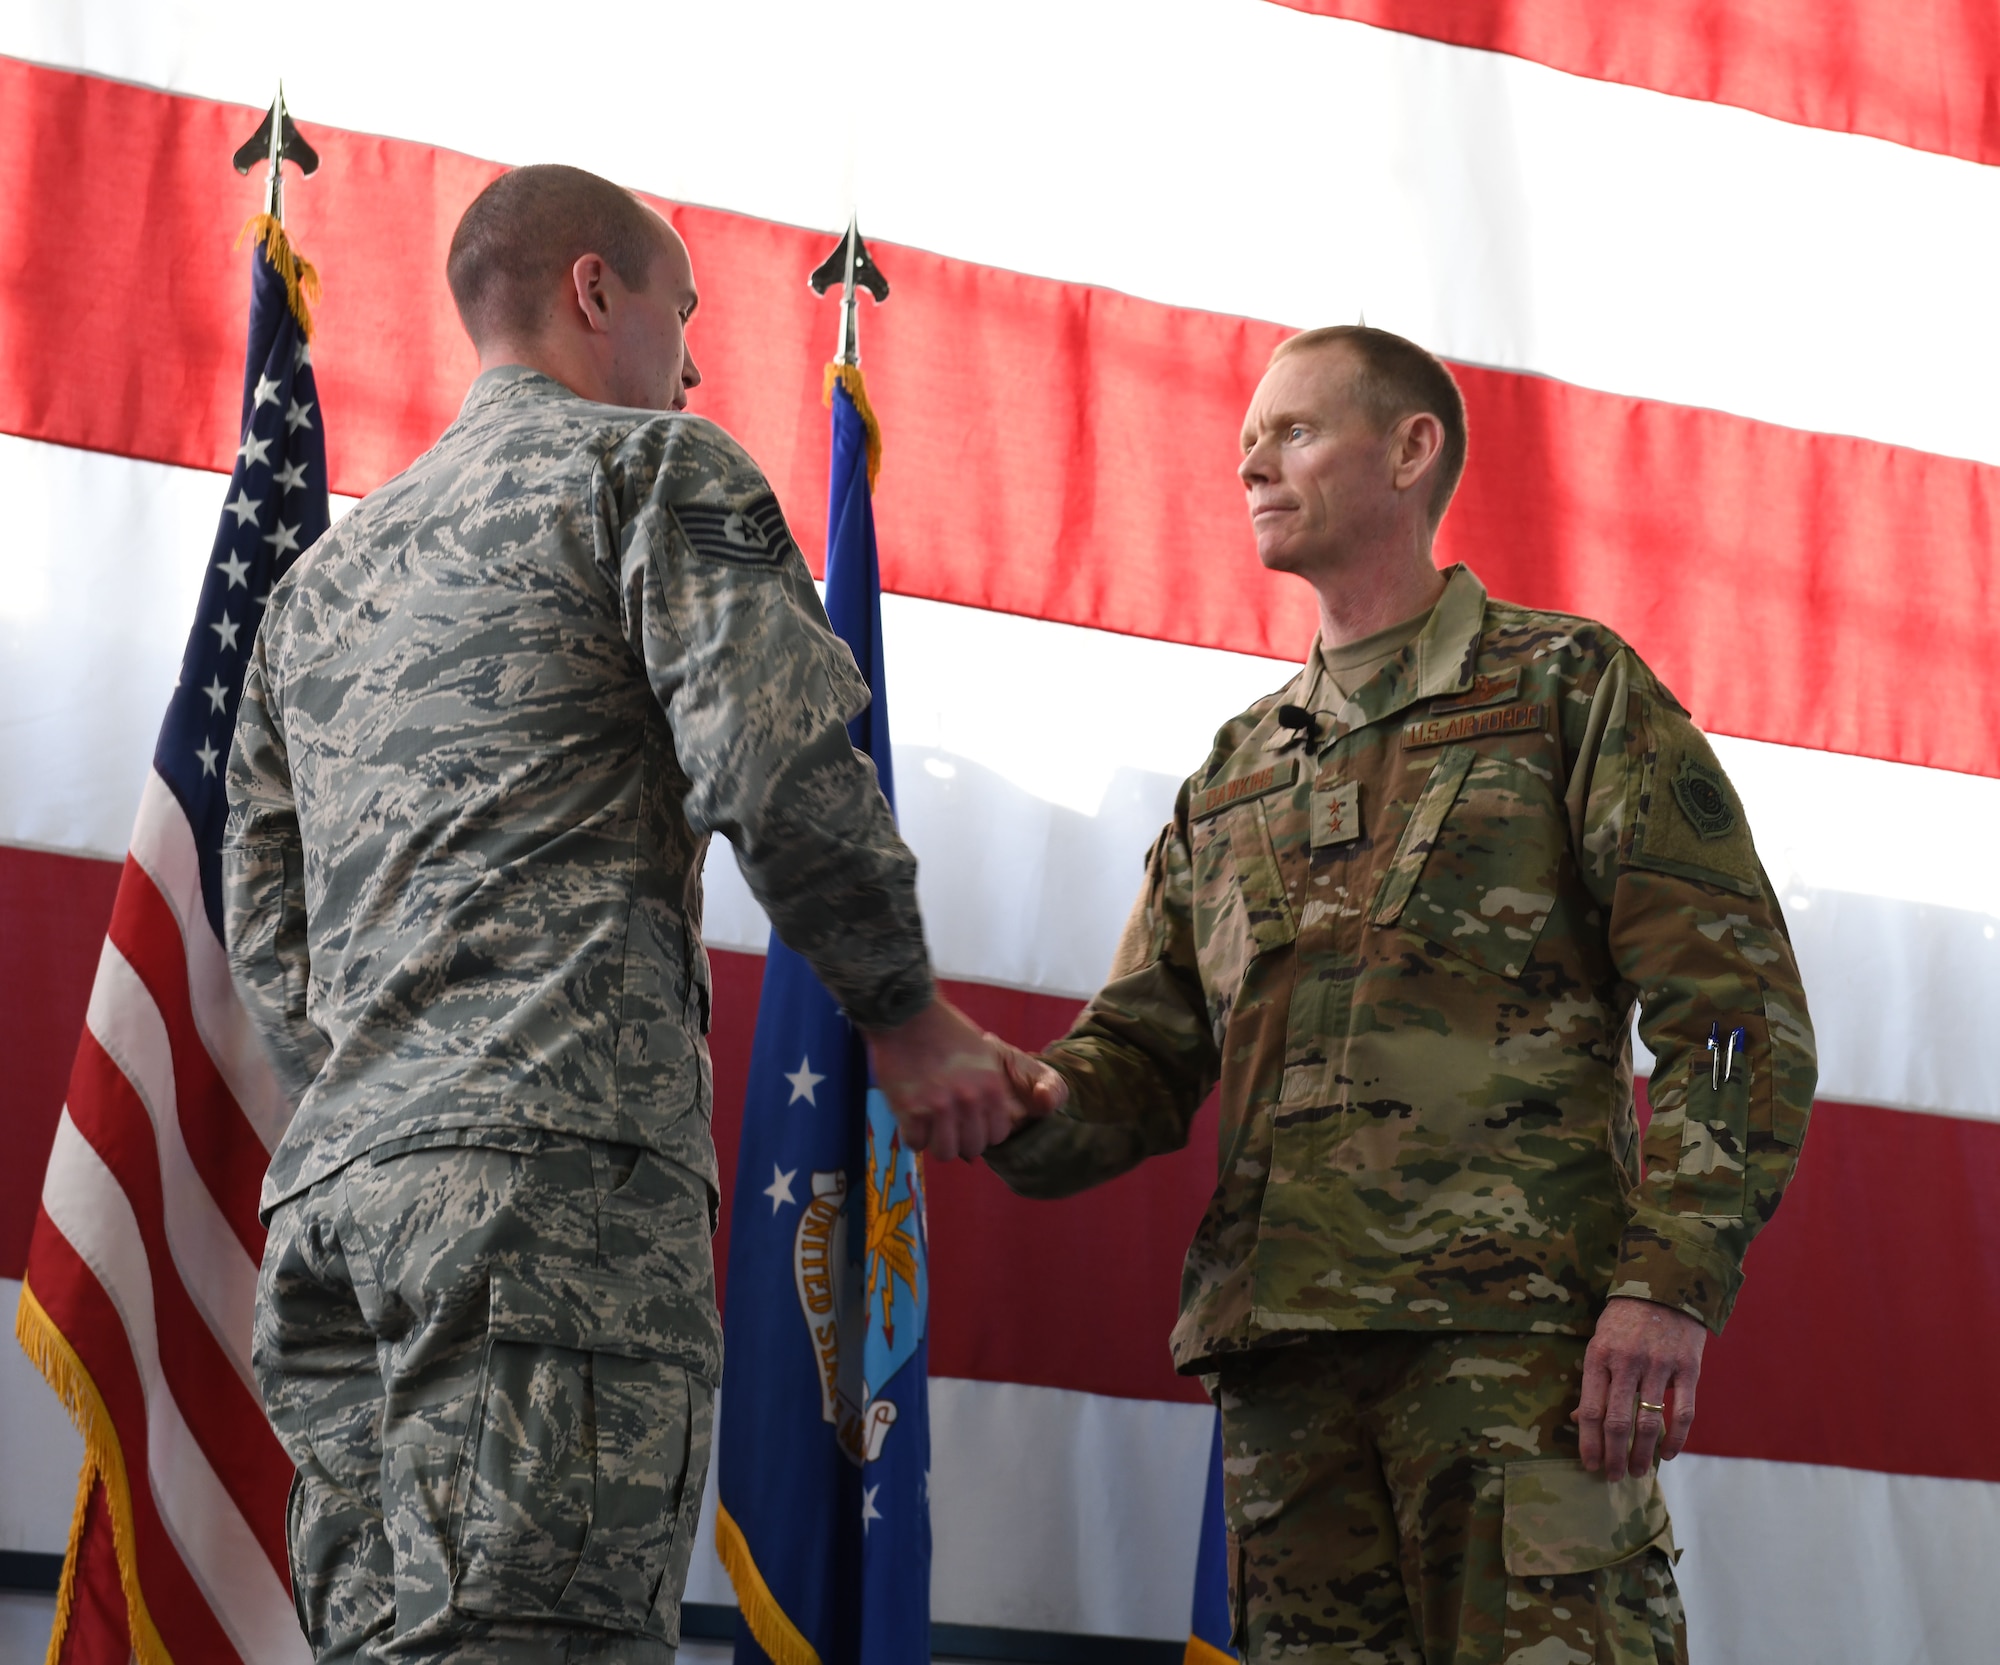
xmin=989 ymin=326 xmax=1816 ymax=1663
xmin=227 ymin=165 xmax=1019 ymax=1663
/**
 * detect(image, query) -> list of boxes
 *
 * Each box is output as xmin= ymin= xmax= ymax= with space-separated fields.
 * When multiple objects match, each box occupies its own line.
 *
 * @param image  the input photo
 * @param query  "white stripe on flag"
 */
xmin=679 ymin=1378 xmax=2000 ymax=1657
xmin=127 ymin=770 xmax=293 ymax=1154
xmin=84 ymin=937 xmax=260 ymax=1388
xmin=39 ymin=1113 xmax=309 ymax=1664
xmin=7 ymin=0 xmax=2000 ymax=466
xmin=6 ymin=434 xmax=1998 ymax=1122
xmin=1660 ymin=1452 xmax=2000 ymax=1665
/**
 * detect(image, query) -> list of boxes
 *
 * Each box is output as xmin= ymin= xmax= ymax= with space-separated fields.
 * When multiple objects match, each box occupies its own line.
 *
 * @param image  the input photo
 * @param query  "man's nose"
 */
xmin=681 ymin=348 xmax=702 ymax=391
xmin=1238 ymin=437 xmax=1272 ymax=486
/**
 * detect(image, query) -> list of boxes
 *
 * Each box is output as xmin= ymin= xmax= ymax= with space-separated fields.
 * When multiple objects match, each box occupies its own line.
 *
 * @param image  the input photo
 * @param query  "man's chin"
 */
xmin=1255 ymin=540 xmax=1307 ymax=575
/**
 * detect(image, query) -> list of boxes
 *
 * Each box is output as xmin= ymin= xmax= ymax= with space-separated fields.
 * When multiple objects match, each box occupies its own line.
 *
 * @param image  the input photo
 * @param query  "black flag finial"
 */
xmin=232 ymin=84 xmax=320 ymax=223
xmin=809 ymin=219 xmax=889 ymax=367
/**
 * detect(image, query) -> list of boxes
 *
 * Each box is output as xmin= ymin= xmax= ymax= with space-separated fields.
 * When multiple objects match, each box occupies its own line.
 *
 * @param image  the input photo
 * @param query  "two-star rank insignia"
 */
xmin=1311 ymin=779 xmax=1362 ymax=847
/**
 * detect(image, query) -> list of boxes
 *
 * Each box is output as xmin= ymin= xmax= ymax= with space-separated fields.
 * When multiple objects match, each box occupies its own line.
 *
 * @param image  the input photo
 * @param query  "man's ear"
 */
xmin=570 ymin=253 xmax=613 ymax=334
xmin=1393 ymin=411 xmax=1444 ymax=495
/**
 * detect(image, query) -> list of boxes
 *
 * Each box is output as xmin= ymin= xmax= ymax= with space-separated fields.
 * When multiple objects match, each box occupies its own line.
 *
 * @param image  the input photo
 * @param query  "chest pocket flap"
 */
xmin=1375 ymin=743 xmax=1566 ymax=979
xmin=1192 ymin=796 xmax=1298 ymax=981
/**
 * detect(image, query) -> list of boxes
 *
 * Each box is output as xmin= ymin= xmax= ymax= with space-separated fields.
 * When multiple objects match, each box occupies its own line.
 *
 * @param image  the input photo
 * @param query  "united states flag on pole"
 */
xmin=13 ymin=209 xmax=328 ymax=1665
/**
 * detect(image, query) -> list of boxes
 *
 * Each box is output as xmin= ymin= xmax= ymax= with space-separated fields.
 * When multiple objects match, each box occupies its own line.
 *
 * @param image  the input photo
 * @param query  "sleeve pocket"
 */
xmin=448 ymin=1268 xmax=715 ymax=1632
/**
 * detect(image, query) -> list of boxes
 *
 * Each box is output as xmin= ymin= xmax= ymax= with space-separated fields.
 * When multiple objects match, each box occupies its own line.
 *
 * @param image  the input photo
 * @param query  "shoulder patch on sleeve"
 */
xmin=673 ymin=494 xmax=795 ymax=567
xmin=1628 ymin=728 xmax=1763 ymax=897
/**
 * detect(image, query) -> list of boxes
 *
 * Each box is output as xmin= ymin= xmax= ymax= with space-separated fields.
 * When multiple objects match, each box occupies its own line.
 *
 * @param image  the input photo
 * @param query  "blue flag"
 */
xmin=1187 ymin=1410 xmax=1236 ymax=1664
xmin=718 ymin=367 xmax=930 ymax=1665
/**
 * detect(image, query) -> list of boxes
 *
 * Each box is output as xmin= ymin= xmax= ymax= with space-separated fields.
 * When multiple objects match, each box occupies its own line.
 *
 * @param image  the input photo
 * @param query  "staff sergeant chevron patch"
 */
xmin=675 ymin=494 xmax=794 ymax=566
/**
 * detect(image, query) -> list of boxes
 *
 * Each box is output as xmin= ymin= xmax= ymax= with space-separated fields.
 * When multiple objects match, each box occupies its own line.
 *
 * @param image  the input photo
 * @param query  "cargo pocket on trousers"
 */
xmin=449 ymin=1267 xmax=718 ymax=1631
xmin=1500 ymin=1459 xmax=1678 ymax=1664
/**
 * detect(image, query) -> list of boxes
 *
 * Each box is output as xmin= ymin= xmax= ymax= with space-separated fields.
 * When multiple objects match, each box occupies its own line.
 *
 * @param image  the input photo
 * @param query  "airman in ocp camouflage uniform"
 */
xmin=226 ymin=166 xmax=1018 ymax=1664
xmin=988 ymin=327 xmax=1816 ymax=1664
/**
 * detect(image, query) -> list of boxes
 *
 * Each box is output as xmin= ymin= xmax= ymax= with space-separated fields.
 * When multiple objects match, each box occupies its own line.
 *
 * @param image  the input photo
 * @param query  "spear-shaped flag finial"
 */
xmin=232 ymin=83 xmax=320 ymax=224
xmin=809 ymin=219 xmax=889 ymax=367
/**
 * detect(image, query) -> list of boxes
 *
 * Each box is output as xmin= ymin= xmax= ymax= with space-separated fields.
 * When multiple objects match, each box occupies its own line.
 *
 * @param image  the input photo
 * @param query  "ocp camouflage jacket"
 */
xmin=987 ymin=566 xmax=1816 ymax=1373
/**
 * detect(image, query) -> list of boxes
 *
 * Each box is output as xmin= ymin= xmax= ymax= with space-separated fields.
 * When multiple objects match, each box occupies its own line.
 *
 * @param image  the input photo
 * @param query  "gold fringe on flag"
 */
xmin=823 ymin=362 xmax=883 ymax=491
xmin=15 ymin=1281 xmax=173 ymax=1665
xmin=713 ymin=1501 xmax=824 ymax=1665
xmin=235 ymin=212 xmax=321 ymax=340
xmin=1185 ymin=1634 xmax=1237 ymax=1665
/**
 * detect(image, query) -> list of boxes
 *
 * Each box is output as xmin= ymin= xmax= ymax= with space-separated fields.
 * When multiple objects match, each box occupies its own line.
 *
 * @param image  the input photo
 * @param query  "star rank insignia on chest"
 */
xmin=1311 ymin=779 xmax=1362 ymax=847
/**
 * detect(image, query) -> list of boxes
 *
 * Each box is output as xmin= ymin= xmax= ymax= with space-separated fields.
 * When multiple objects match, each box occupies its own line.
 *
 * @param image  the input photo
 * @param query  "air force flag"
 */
xmin=717 ymin=365 xmax=931 ymax=1665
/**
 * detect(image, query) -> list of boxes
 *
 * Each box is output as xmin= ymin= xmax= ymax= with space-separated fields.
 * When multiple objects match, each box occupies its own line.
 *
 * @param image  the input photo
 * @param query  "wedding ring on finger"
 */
xmin=1637 ymin=1399 xmax=1667 ymax=1415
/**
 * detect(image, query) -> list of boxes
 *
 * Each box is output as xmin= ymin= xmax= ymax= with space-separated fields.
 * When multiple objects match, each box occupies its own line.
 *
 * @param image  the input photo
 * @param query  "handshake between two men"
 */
xmin=863 ymin=996 xmax=1068 ymax=1162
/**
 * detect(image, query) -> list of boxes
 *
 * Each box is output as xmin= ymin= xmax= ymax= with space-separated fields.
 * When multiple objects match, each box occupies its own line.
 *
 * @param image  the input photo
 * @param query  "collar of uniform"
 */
xmin=1290 ymin=564 xmax=1488 ymax=749
xmin=456 ymin=364 xmax=573 ymax=419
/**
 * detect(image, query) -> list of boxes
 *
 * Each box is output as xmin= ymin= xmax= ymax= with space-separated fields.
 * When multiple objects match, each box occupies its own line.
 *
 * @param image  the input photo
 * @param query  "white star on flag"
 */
xmin=293 ymin=338 xmax=311 ymax=369
xmin=215 ymin=551 xmax=252 ymax=588
xmin=201 ymin=676 xmax=229 ymax=714
xmin=224 ymin=490 xmax=261 ymax=527
xmin=263 ymin=521 xmax=302 ymax=557
xmin=861 ymin=1486 xmax=882 ymax=1532
xmin=285 ymin=397 xmax=315 ymax=433
xmin=195 ymin=740 xmax=219 ymax=778
xmin=237 ymin=430 xmax=273 ymax=469
xmin=763 ymin=1166 xmax=797 ymax=1214
xmin=252 ymin=372 xmax=281 ymax=409
xmin=209 ymin=613 xmax=240 ymax=652
xmin=273 ymin=459 xmax=310 ymax=493
xmin=785 ymin=1056 xmax=825 ymax=1105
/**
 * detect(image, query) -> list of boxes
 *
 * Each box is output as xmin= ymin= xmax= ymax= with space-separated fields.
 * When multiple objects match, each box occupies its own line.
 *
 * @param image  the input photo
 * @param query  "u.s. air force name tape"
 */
xmin=1403 ymin=701 xmax=1546 ymax=750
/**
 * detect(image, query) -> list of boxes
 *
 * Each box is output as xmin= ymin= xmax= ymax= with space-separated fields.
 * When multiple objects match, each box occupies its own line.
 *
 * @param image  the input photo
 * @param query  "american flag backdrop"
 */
xmin=1 ymin=4 xmax=1995 ymax=1662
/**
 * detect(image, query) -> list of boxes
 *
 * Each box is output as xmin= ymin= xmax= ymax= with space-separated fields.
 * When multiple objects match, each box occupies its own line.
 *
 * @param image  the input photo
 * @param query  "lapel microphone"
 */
xmin=1276 ymin=704 xmax=1319 ymax=747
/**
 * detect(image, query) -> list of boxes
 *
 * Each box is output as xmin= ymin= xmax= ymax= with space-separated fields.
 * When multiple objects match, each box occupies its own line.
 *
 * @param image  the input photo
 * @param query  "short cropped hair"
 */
xmin=447 ymin=164 xmax=665 ymax=344
xmin=1271 ymin=325 xmax=1469 ymax=525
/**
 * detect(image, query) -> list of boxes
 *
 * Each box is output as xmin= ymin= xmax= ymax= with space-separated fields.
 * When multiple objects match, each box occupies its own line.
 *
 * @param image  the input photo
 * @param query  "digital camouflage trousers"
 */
xmin=1215 ymin=1332 xmax=1685 ymax=1665
xmin=255 ymin=1132 xmax=720 ymax=1664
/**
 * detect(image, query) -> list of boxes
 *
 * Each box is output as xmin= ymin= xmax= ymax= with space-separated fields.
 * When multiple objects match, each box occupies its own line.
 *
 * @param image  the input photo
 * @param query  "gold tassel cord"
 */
xmin=15 ymin=1281 xmax=174 ymax=1665
xmin=46 ymin=1452 xmax=93 ymax=1659
xmin=823 ymin=362 xmax=883 ymax=491
xmin=713 ymin=1502 xmax=824 ymax=1665
xmin=235 ymin=212 xmax=320 ymax=340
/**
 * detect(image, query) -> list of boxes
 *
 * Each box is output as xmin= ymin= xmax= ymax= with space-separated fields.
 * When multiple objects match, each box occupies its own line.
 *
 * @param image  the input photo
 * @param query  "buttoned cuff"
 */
xmin=1611 ymin=1218 xmax=1745 ymax=1333
xmin=844 ymin=959 xmax=935 ymax=1033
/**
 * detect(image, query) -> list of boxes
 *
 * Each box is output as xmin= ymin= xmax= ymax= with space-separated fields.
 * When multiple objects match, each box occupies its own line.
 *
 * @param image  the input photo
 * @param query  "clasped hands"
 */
xmin=863 ymin=997 xmax=1069 ymax=1161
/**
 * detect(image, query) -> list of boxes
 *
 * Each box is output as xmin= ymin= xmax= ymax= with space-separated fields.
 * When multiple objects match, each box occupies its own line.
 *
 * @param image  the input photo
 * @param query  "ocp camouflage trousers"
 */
xmin=1215 ymin=1332 xmax=1685 ymax=1665
xmin=255 ymin=1132 xmax=720 ymax=1664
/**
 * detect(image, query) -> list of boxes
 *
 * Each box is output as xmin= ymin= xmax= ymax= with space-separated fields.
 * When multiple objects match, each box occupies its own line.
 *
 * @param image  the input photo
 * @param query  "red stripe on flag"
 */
xmin=1267 ymin=1 xmax=2000 ymax=169
xmin=55 ymin=1474 xmax=135 ymax=1665
xmin=1685 ymin=1097 xmax=2000 ymax=1482
xmin=63 ymin=1034 xmax=295 ymax=1577
xmin=16 ymin=874 xmax=2000 ymax=1479
xmin=23 ymin=1235 xmax=250 ymax=1665
xmin=708 ymin=945 xmax=2000 ymax=1481
xmin=1 ymin=59 xmax=1994 ymax=776
xmin=0 ymin=843 xmax=120 ymax=1281
xmin=104 ymin=856 xmax=270 ymax=1260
